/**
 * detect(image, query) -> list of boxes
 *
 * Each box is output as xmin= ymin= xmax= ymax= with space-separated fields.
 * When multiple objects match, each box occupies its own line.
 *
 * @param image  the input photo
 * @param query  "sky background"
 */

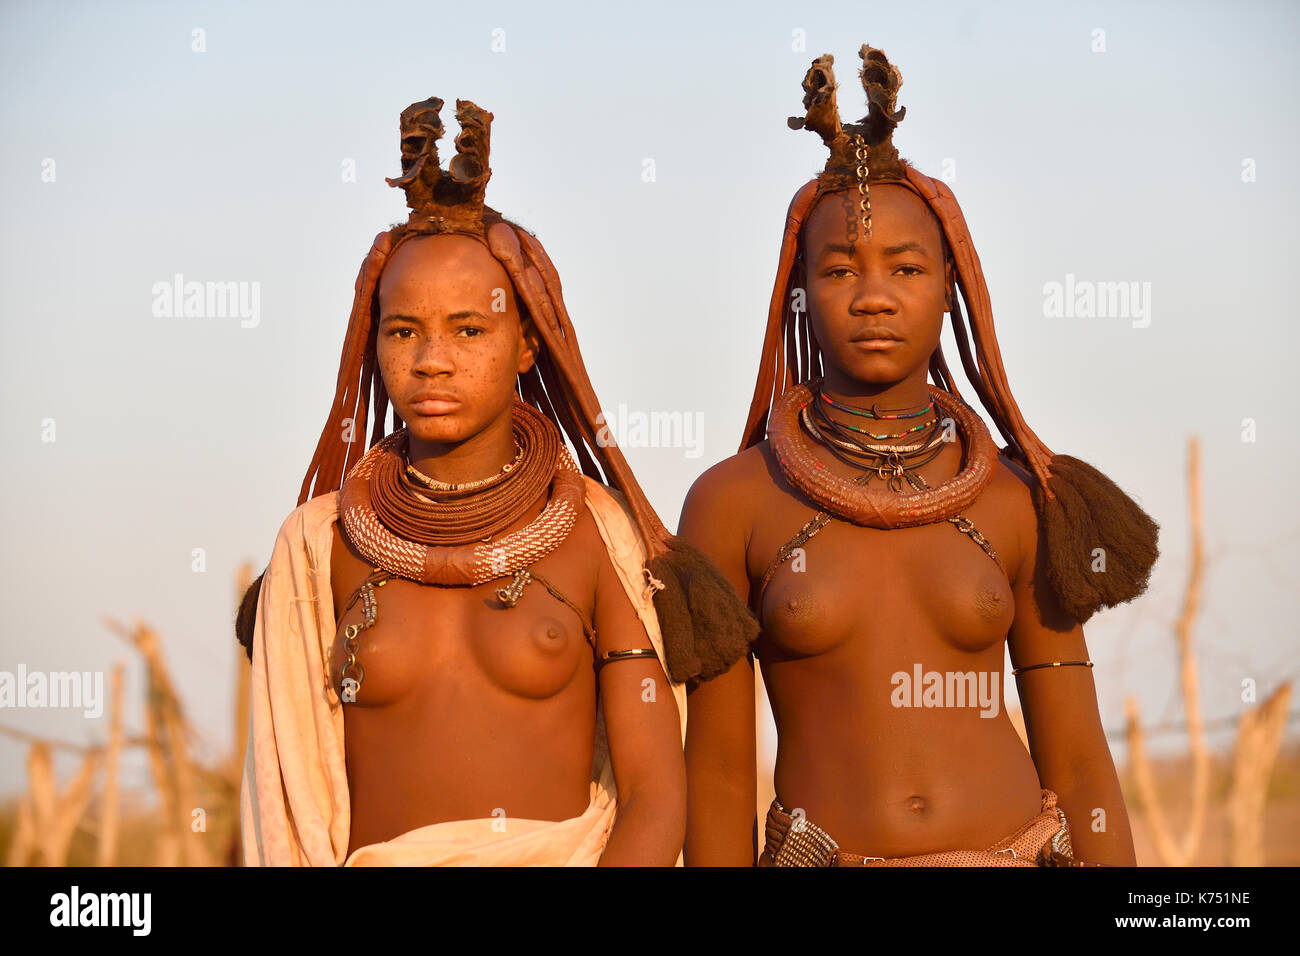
xmin=1 ymin=0 xmax=1297 ymax=796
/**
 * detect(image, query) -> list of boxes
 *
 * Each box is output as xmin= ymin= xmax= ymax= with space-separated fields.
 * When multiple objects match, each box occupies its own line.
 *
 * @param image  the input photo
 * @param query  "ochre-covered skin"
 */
xmin=680 ymin=185 xmax=1137 ymax=866
xmin=243 ymin=93 xmax=752 ymax=865
xmin=259 ymin=95 xmax=758 ymax=691
xmin=330 ymin=495 xmax=644 ymax=853
xmin=335 ymin=234 xmax=686 ymax=868
xmin=328 ymin=234 xmax=684 ymax=864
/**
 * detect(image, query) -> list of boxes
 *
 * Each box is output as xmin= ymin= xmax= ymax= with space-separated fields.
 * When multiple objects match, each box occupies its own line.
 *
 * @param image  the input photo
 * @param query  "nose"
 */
xmin=848 ymin=270 xmax=900 ymax=316
xmin=410 ymin=332 xmax=456 ymax=376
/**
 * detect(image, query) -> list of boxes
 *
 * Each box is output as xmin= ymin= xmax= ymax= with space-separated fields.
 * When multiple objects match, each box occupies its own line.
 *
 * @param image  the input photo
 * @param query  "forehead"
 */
xmin=379 ymin=234 xmax=512 ymax=302
xmin=803 ymin=183 xmax=943 ymax=252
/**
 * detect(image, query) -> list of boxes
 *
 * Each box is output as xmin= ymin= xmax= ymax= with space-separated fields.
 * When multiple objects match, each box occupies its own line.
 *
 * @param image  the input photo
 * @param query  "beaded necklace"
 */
xmin=759 ymin=381 xmax=1002 ymax=599
xmin=817 ymin=390 xmax=934 ymax=419
xmin=768 ymin=382 xmax=996 ymax=529
xmin=335 ymin=401 xmax=590 ymax=703
xmin=338 ymin=400 xmax=584 ymax=585
xmin=815 ymin=391 xmax=937 ymax=440
xmin=404 ymin=441 xmax=523 ymax=493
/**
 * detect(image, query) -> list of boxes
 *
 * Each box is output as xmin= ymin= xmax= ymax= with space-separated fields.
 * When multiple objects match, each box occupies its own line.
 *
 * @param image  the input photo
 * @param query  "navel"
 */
xmin=906 ymin=795 xmax=928 ymax=814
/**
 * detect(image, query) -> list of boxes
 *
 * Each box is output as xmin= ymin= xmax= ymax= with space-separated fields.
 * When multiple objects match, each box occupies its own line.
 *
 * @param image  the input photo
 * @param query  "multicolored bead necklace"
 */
xmin=815 ymin=390 xmax=937 ymax=441
xmin=762 ymin=380 xmax=1003 ymax=583
xmin=818 ymin=389 xmax=934 ymax=418
xmin=404 ymin=440 xmax=524 ymax=493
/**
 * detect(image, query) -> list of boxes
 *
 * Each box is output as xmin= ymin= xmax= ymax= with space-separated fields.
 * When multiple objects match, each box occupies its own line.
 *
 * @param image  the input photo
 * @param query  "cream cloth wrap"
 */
xmin=239 ymin=478 xmax=687 ymax=866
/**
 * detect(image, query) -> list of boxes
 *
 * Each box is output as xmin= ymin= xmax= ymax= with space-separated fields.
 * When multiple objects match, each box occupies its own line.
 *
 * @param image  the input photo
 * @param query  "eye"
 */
xmin=388 ymin=327 xmax=416 ymax=339
xmin=825 ymin=266 xmax=856 ymax=279
xmin=457 ymin=326 xmax=485 ymax=338
xmin=895 ymin=265 xmax=924 ymax=277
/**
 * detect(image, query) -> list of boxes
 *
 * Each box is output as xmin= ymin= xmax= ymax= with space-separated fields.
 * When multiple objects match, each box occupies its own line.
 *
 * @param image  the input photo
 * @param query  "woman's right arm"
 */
xmin=676 ymin=459 xmax=759 ymax=866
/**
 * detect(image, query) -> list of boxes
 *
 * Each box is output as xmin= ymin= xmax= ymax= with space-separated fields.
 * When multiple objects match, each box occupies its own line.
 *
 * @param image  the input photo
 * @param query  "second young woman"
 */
xmin=680 ymin=47 xmax=1158 ymax=867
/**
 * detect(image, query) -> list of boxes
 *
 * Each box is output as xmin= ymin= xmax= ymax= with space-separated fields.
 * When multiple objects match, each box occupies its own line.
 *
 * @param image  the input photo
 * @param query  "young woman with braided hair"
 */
xmin=237 ymin=97 xmax=756 ymax=865
xmin=680 ymin=47 xmax=1158 ymax=867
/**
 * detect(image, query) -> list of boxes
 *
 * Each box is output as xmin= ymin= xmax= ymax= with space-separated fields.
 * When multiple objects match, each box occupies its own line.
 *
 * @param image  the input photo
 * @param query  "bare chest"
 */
xmin=328 ymin=523 xmax=597 ymax=704
xmin=749 ymin=472 xmax=1018 ymax=660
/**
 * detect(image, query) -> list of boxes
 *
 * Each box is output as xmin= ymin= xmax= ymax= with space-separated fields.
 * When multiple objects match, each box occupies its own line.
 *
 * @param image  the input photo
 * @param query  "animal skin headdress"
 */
xmin=743 ymin=46 xmax=1159 ymax=623
xmin=237 ymin=96 xmax=757 ymax=679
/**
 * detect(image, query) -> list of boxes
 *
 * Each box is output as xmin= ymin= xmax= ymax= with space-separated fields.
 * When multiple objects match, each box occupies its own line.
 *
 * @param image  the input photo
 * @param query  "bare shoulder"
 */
xmin=682 ymin=442 xmax=771 ymax=518
xmin=554 ymin=495 xmax=636 ymax=614
xmin=569 ymin=500 xmax=612 ymax=558
xmin=677 ymin=443 xmax=772 ymax=593
xmin=991 ymin=452 xmax=1037 ymax=512
xmin=677 ymin=443 xmax=775 ymax=567
xmin=987 ymin=452 xmax=1041 ymax=580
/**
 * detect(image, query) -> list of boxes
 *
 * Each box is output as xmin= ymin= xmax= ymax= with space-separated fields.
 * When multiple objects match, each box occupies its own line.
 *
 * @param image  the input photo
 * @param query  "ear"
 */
xmin=518 ymin=315 xmax=541 ymax=375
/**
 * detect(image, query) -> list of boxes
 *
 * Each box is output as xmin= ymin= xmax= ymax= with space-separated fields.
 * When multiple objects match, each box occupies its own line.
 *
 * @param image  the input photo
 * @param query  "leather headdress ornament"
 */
xmin=385 ymin=97 xmax=499 ymax=238
xmin=237 ymin=95 xmax=759 ymax=679
xmin=789 ymin=47 xmax=907 ymax=201
xmin=743 ymin=46 xmax=1159 ymax=624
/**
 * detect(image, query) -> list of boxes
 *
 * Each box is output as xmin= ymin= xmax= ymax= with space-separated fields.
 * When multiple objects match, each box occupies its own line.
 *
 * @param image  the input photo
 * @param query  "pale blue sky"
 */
xmin=2 ymin=0 xmax=1297 ymax=795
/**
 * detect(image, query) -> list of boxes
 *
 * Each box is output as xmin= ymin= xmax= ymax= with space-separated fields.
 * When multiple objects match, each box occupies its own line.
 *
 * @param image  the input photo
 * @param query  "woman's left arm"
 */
xmin=1005 ymin=464 xmax=1137 ymax=866
xmin=591 ymin=547 xmax=687 ymax=866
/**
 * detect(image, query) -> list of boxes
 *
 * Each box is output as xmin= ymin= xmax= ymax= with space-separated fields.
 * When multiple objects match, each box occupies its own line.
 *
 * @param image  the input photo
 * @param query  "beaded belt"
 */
xmin=759 ymin=789 xmax=1080 ymax=867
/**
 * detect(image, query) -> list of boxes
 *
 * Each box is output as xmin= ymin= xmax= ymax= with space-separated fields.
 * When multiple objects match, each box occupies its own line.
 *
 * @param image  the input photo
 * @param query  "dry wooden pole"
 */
xmin=24 ymin=742 xmax=101 ymax=866
xmin=1229 ymin=682 xmax=1293 ymax=866
xmin=141 ymin=658 xmax=180 ymax=867
xmin=1125 ymin=696 xmax=1184 ymax=865
xmin=106 ymin=612 xmax=243 ymax=866
xmin=116 ymin=622 xmax=180 ymax=865
xmin=1174 ymin=437 xmax=1211 ymax=862
xmin=5 ymin=795 xmax=36 ymax=867
xmin=1125 ymin=436 xmax=1210 ymax=866
xmin=143 ymin=623 xmax=214 ymax=867
xmin=96 ymin=661 xmax=126 ymax=867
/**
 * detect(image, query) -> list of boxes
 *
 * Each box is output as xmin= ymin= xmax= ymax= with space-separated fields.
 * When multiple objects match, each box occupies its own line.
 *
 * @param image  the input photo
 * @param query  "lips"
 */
xmin=851 ymin=327 xmax=903 ymax=350
xmin=851 ymin=327 xmax=902 ymax=343
xmin=408 ymin=392 xmax=461 ymax=415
